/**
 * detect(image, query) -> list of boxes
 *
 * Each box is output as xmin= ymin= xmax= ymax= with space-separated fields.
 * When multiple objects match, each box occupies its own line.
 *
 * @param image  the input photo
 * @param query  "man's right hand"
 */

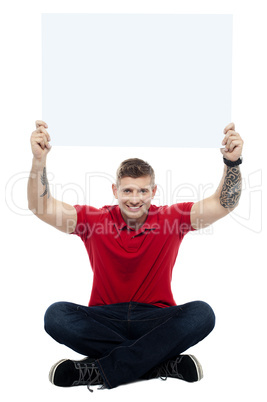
xmin=30 ymin=120 xmax=51 ymax=160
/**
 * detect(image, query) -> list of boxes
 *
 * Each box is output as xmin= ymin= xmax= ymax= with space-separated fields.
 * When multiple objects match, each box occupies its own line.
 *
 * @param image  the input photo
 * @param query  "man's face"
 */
xmin=112 ymin=175 xmax=157 ymax=227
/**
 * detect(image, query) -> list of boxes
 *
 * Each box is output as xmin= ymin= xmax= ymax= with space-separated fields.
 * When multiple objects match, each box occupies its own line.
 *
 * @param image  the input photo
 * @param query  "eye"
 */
xmin=140 ymin=189 xmax=148 ymax=193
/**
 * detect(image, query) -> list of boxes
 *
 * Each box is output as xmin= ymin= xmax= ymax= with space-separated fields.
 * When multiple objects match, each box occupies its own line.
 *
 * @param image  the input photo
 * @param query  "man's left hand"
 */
xmin=220 ymin=122 xmax=244 ymax=162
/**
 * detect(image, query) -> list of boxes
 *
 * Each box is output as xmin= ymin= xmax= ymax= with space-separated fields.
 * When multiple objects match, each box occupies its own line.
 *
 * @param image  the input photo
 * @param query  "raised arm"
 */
xmin=27 ymin=120 xmax=77 ymax=233
xmin=190 ymin=122 xmax=243 ymax=230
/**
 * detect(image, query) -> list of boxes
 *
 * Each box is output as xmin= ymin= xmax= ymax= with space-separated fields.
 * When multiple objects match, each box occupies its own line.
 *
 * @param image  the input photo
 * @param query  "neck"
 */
xmin=121 ymin=211 xmax=148 ymax=230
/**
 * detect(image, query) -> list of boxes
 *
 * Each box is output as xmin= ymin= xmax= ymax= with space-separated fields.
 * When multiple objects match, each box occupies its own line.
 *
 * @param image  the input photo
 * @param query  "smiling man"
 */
xmin=28 ymin=120 xmax=243 ymax=392
xmin=112 ymin=162 xmax=157 ymax=229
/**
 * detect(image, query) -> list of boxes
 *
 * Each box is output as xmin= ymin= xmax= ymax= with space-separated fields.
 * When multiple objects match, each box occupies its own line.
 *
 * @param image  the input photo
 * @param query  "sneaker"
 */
xmin=49 ymin=357 xmax=104 ymax=392
xmin=149 ymin=354 xmax=203 ymax=383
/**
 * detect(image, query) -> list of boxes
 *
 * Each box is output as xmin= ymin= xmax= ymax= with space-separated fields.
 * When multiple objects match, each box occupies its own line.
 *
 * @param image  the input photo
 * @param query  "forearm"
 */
xmin=27 ymin=153 xmax=77 ymax=233
xmin=27 ymin=157 xmax=53 ymax=214
xmin=214 ymin=164 xmax=242 ymax=210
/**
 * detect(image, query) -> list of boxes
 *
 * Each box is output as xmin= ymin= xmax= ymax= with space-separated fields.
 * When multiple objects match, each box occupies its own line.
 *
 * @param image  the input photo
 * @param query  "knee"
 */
xmin=44 ymin=301 xmax=67 ymax=337
xmin=194 ymin=300 xmax=216 ymax=334
xmin=181 ymin=301 xmax=215 ymax=336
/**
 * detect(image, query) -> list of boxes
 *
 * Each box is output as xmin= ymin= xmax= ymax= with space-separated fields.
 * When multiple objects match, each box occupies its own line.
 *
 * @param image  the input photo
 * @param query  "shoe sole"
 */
xmin=188 ymin=354 xmax=203 ymax=381
xmin=49 ymin=359 xmax=68 ymax=384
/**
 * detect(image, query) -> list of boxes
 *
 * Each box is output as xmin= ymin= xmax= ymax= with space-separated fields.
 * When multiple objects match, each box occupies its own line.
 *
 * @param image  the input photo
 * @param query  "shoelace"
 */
xmin=154 ymin=358 xmax=184 ymax=381
xmin=73 ymin=362 xmax=105 ymax=393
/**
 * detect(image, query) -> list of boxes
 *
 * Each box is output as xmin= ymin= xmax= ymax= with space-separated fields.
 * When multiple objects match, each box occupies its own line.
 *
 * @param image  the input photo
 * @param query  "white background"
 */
xmin=1 ymin=1 xmax=266 ymax=402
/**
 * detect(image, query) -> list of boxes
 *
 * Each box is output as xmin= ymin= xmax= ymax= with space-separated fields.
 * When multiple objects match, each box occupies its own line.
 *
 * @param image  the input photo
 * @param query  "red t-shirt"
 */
xmin=71 ymin=202 xmax=195 ymax=308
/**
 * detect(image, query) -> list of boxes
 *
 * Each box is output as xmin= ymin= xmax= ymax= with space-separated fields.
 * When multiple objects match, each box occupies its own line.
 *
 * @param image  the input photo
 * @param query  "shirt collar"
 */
xmin=111 ymin=205 xmax=158 ymax=235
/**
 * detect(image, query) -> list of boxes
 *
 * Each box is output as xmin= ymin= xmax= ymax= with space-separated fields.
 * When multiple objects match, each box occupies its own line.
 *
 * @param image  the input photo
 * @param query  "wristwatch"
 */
xmin=223 ymin=156 xmax=243 ymax=167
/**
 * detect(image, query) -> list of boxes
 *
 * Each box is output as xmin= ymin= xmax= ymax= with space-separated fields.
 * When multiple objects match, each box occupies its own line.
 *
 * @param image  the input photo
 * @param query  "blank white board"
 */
xmin=42 ymin=14 xmax=232 ymax=147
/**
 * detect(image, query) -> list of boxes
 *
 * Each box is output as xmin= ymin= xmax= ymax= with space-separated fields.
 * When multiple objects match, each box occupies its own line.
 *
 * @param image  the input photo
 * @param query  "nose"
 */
xmin=128 ymin=191 xmax=142 ymax=205
xmin=128 ymin=198 xmax=141 ymax=206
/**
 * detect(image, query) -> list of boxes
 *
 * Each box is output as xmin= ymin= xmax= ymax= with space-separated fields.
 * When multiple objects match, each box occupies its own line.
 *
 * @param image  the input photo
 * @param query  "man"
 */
xmin=28 ymin=120 xmax=243 ymax=391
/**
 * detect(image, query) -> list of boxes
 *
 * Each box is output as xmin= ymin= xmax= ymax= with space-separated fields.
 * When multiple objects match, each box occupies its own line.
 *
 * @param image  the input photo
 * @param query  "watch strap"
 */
xmin=223 ymin=157 xmax=243 ymax=167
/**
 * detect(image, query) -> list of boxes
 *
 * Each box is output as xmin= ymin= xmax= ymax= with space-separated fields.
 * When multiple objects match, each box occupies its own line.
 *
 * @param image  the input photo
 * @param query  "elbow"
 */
xmin=28 ymin=203 xmax=37 ymax=214
xmin=228 ymin=200 xmax=240 ymax=214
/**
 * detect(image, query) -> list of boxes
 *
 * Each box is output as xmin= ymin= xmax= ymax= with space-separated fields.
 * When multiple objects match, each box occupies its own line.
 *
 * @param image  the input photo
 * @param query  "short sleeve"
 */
xmin=70 ymin=205 xmax=105 ymax=242
xmin=167 ymin=202 xmax=196 ymax=235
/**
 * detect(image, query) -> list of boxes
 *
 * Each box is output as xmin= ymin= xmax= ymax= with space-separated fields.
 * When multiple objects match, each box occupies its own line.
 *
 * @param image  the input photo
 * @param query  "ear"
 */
xmin=152 ymin=184 xmax=157 ymax=199
xmin=112 ymin=183 xmax=118 ymax=199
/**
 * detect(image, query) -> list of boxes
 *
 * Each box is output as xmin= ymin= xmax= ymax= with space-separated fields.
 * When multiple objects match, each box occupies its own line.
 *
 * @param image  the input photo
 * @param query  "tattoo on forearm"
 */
xmin=40 ymin=167 xmax=50 ymax=198
xmin=220 ymin=166 xmax=241 ymax=209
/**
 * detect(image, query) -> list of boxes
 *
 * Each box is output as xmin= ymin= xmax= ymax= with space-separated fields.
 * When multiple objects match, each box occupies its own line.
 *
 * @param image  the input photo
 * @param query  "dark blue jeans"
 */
xmin=44 ymin=300 xmax=215 ymax=389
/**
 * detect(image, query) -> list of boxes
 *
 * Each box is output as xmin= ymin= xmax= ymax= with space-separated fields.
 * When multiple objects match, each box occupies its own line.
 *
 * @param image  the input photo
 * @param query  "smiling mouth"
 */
xmin=126 ymin=204 xmax=144 ymax=211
